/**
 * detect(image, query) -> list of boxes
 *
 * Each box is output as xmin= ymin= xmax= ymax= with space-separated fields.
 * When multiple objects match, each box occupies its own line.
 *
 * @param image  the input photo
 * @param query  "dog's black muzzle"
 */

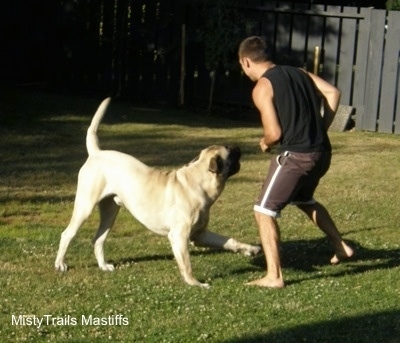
xmin=226 ymin=146 xmax=241 ymax=177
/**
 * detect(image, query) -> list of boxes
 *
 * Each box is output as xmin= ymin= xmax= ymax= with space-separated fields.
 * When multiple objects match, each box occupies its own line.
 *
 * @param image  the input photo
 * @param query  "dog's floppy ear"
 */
xmin=209 ymin=155 xmax=224 ymax=174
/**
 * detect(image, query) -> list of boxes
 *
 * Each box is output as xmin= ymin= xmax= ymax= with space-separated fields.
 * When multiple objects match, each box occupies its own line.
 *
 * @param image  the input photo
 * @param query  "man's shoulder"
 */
xmin=253 ymin=76 xmax=273 ymax=99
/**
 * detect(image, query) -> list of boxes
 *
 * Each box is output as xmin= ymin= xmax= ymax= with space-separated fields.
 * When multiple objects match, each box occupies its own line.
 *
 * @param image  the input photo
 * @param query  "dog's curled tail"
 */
xmin=86 ymin=97 xmax=111 ymax=156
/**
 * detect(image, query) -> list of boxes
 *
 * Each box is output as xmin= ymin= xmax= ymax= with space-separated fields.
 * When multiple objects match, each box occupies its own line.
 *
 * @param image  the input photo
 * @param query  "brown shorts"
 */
xmin=254 ymin=151 xmax=331 ymax=218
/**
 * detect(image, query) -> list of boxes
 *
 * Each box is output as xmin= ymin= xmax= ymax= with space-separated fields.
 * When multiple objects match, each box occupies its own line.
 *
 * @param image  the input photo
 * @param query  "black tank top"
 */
xmin=262 ymin=65 xmax=331 ymax=153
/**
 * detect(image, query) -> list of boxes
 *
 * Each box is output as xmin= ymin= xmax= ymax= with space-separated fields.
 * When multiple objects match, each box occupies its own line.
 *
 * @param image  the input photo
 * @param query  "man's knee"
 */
xmin=254 ymin=209 xmax=277 ymax=225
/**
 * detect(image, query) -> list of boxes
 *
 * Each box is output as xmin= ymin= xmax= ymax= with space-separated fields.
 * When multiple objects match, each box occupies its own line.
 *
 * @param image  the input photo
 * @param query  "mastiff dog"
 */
xmin=55 ymin=98 xmax=260 ymax=287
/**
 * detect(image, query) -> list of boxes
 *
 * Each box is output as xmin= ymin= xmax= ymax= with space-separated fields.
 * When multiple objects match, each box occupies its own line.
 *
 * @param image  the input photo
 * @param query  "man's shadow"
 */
xmin=248 ymin=230 xmax=399 ymax=285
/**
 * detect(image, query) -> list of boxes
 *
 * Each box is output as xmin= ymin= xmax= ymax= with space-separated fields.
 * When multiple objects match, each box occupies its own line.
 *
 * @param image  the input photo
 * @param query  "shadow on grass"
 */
xmin=223 ymin=310 xmax=400 ymax=343
xmin=112 ymin=248 xmax=234 ymax=269
xmin=0 ymin=87 xmax=258 ymax=130
xmin=0 ymin=88 xmax=259 ymax=189
xmin=102 ymin=235 xmax=400 ymax=287
xmin=249 ymin=237 xmax=400 ymax=285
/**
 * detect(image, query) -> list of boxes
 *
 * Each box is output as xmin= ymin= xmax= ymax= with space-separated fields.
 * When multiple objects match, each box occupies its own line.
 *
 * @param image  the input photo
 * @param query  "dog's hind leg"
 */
xmin=191 ymin=230 xmax=261 ymax=256
xmin=55 ymin=199 xmax=96 ymax=272
xmin=92 ymin=196 xmax=120 ymax=271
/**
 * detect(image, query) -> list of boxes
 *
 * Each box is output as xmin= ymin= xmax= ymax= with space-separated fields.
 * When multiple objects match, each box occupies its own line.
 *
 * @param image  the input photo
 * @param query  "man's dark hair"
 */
xmin=238 ymin=36 xmax=271 ymax=62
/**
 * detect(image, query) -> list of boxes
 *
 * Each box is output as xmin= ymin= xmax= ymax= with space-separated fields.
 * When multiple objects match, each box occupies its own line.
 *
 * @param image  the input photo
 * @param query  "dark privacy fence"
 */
xmin=2 ymin=1 xmax=400 ymax=133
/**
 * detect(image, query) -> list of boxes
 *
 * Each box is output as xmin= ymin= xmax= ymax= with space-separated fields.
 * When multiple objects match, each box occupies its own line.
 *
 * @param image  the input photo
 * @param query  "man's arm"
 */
xmin=252 ymin=77 xmax=282 ymax=152
xmin=307 ymin=71 xmax=341 ymax=130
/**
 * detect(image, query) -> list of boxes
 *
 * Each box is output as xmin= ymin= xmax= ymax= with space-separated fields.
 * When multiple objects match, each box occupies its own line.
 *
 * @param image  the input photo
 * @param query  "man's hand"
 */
xmin=259 ymin=137 xmax=270 ymax=153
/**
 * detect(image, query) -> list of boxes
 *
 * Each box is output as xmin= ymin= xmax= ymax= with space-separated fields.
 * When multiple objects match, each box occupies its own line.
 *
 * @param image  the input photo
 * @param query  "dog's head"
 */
xmin=207 ymin=146 xmax=241 ymax=178
xmin=182 ymin=145 xmax=241 ymax=203
xmin=190 ymin=145 xmax=241 ymax=179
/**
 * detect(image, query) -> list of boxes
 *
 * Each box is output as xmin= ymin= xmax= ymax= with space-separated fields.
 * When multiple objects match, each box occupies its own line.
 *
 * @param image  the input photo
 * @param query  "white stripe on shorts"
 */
xmin=253 ymin=205 xmax=280 ymax=218
xmin=253 ymin=151 xmax=289 ymax=218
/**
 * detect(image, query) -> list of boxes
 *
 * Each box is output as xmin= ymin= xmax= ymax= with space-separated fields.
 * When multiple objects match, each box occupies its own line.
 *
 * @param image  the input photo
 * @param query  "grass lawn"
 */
xmin=0 ymin=89 xmax=399 ymax=342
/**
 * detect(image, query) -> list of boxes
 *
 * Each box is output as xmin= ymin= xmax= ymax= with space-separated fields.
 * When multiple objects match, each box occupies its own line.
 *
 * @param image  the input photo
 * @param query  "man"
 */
xmin=238 ymin=36 xmax=354 ymax=288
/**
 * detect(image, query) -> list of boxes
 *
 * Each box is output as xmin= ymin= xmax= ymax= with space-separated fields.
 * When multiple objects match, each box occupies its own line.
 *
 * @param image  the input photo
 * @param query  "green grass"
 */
xmin=0 ymin=89 xmax=399 ymax=342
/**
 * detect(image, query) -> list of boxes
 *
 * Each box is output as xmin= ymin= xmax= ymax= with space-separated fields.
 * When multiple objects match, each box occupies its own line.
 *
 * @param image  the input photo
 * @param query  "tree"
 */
xmin=189 ymin=0 xmax=250 ymax=110
xmin=386 ymin=0 xmax=400 ymax=10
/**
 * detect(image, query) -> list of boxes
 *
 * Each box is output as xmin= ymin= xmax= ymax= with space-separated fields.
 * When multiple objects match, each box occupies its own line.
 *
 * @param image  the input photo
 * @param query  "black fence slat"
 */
xmin=291 ymin=3 xmax=310 ymax=68
xmin=336 ymin=6 xmax=358 ymax=105
xmin=306 ymin=4 xmax=325 ymax=73
xmin=275 ymin=2 xmax=295 ymax=64
xmin=322 ymin=6 xmax=341 ymax=84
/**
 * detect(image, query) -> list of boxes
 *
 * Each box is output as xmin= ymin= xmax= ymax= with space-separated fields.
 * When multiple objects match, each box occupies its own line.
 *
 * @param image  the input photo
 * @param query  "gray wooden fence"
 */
xmin=355 ymin=9 xmax=400 ymax=133
xmin=243 ymin=3 xmax=400 ymax=133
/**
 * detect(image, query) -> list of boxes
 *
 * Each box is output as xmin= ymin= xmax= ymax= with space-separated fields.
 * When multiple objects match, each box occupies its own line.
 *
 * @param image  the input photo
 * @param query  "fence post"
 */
xmin=313 ymin=46 xmax=321 ymax=75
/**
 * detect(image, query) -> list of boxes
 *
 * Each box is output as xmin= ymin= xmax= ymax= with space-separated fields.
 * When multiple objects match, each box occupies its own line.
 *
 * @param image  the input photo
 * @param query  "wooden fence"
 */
xmin=225 ymin=3 xmax=400 ymax=133
xmin=2 ymin=1 xmax=400 ymax=133
xmin=357 ymin=9 xmax=400 ymax=133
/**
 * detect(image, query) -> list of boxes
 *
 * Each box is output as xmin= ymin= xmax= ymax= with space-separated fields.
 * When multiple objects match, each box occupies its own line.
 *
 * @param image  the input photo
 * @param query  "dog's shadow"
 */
xmin=111 ymin=248 xmax=230 ymax=268
xmin=114 ymin=254 xmax=174 ymax=266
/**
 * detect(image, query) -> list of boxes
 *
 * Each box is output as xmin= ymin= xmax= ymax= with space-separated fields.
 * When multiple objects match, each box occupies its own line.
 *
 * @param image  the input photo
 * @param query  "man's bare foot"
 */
xmin=245 ymin=276 xmax=285 ymax=288
xmin=330 ymin=241 xmax=354 ymax=264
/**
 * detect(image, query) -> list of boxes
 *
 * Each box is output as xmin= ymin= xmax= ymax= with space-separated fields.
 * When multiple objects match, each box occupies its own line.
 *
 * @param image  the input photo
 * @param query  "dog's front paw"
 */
xmin=55 ymin=262 xmax=68 ymax=272
xmin=243 ymin=245 xmax=262 ymax=257
xmin=99 ymin=263 xmax=115 ymax=271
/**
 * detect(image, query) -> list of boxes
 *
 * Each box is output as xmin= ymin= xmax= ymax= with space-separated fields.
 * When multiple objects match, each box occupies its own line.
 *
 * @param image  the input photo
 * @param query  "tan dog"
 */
xmin=55 ymin=98 xmax=260 ymax=287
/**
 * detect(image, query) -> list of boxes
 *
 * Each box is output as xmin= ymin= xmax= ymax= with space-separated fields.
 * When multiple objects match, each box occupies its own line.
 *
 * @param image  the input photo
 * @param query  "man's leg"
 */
xmin=297 ymin=202 xmax=354 ymax=264
xmin=246 ymin=211 xmax=285 ymax=288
